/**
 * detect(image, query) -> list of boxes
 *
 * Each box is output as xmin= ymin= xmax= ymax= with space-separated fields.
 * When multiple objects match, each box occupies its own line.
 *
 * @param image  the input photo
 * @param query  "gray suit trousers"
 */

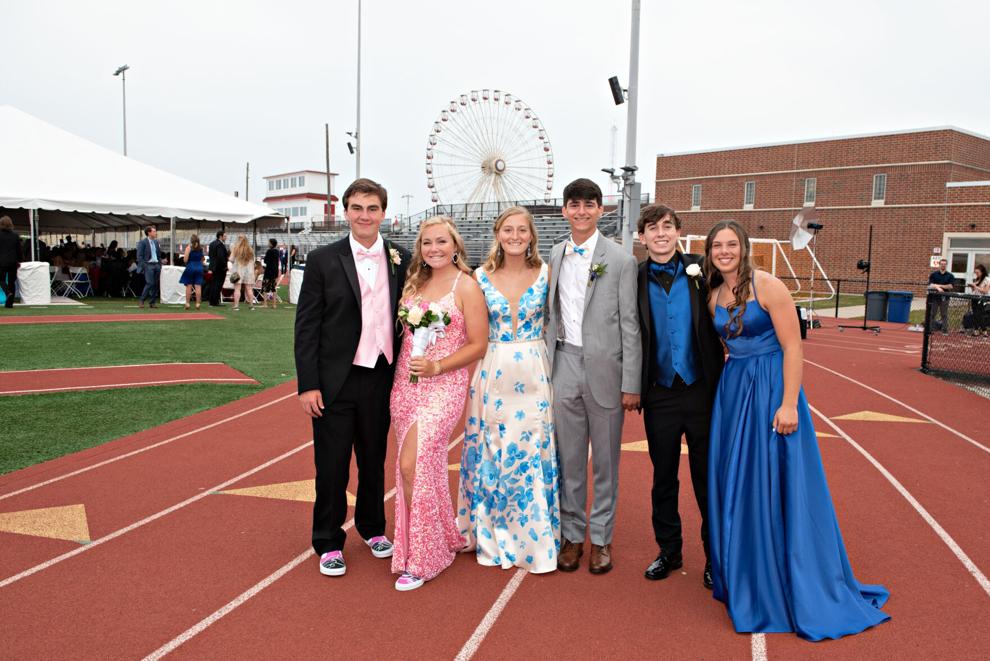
xmin=552 ymin=343 xmax=625 ymax=546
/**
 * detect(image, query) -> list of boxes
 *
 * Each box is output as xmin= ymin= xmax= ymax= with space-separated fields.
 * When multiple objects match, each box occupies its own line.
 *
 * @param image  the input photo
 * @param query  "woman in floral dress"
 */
xmin=457 ymin=206 xmax=561 ymax=573
xmin=390 ymin=216 xmax=488 ymax=591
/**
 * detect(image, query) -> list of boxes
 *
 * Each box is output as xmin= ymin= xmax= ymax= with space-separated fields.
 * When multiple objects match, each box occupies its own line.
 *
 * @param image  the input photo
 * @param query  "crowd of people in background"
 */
xmin=0 ymin=217 xmax=299 ymax=309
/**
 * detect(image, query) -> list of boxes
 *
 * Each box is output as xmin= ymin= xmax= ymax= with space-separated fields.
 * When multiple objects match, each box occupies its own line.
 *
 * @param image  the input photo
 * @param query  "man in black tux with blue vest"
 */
xmin=636 ymin=204 xmax=725 ymax=589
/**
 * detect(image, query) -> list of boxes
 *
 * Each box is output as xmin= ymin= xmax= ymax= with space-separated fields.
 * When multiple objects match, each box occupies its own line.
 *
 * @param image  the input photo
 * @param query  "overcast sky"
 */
xmin=3 ymin=0 xmax=988 ymax=216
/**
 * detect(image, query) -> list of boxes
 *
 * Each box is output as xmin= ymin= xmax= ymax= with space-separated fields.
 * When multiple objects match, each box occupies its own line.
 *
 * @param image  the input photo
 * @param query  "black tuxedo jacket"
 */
xmin=637 ymin=253 xmax=726 ymax=403
xmin=208 ymin=239 xmax=228 ymax=272
xmin=294 ymin=237 xmax=410 ymax=404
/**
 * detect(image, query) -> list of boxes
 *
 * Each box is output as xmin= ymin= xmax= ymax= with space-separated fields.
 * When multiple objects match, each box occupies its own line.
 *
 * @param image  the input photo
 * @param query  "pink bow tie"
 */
xmin=356 ymin=247 xmax=381 ymax=261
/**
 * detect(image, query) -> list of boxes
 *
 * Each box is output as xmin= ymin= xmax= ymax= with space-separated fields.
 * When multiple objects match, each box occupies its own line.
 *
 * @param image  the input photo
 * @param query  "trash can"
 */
xmin=865 ymin=291 xmax=888 ymax=321
xmin=795 ymin=304 xmax=807 ymax=339
xmin=886 ymin=290 xmax=914 ymax=323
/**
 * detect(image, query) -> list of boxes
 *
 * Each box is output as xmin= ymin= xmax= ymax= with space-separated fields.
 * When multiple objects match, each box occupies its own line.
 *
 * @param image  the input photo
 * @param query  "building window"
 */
xmin=744 ymin=181 xmax=756 ymax=208
xmin=298 ymin=175 xmax=305 ymax=186
xmin=803 ymin=178 xmax=816 ymax=206
xmin=267 ymin=180 xmax=273 ymax=191
xmin=691 ymin=184 xmax=702 ymax=210
xmin=872 ymin=173 xmax=886 ymax=205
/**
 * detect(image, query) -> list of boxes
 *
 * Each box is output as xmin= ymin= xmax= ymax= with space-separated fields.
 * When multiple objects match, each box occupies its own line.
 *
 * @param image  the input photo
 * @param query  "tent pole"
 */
xmin=253 ymin=220 xmax=257 ymax=256
xmin=30 ymin=209 xmax=38 ymax=261
xmin=170 ymin=216 xmax=176 ymax=263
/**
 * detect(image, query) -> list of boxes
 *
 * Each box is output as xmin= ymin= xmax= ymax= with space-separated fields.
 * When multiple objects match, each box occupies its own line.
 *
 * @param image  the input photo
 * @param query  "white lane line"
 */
xmin=805 ymin=341 xmax=916 ymax=357
xmin=0 ymin=362 xmax=229 ymax=374
xmin=751 ymin=633 xmax=767 ymax=661
xmin=811 ymin=405 xmax=990 ymax=598
xmin=141 ymin=434 xmax=465 ymax=659
xmin=805 ymin=359 xmax=990 ymax=455
xmin=0 ymin=392 xmax=297 ymax=502
xmin=455 ymin=568 xmax=527 ymax=661
xmin=0 ymin=442 xmax=310 ymax=589
xmin=2 ymin=378 xmax=257 ymax=395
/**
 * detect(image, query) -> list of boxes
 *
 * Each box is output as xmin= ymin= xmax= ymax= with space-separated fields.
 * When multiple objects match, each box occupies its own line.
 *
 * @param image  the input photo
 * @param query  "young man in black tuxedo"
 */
xmin=207 ymin=230 xmax=228 ymax=306
xmin=294 ymin=178 xmax=410 ymax=577
xmin=636 ymin=204 xmax=725 ymax=589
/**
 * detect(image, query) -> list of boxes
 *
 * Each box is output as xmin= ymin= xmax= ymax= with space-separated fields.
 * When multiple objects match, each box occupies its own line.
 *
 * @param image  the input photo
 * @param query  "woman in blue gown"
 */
xmin=179 ymin=234 xmax=206 ymax=309
xmin=703 ymin=220 xmax=889 ymax=641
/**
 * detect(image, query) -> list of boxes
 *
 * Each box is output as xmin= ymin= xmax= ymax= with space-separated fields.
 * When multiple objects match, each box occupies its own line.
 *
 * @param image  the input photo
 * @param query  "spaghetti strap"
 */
xmin=450 ymin=270 xmax=462 ymax=293
xmin=751 ymin=271 xmax=760 ymax=306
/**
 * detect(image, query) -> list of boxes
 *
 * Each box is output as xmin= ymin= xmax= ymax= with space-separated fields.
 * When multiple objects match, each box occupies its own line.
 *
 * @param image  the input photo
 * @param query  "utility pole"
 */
xmin=332 ymin=124 xmax=340 ymax=226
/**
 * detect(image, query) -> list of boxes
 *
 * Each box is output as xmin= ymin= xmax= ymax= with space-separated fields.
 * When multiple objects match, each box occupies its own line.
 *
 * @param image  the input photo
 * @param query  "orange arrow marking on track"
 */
xmin=0 ymin=504 xmax=90 ymax=542
xmin=220 ymin=481 xmax=355 ymax=505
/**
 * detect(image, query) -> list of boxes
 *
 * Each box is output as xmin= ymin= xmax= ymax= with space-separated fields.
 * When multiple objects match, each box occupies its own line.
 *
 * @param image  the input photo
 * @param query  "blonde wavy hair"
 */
xmin=402 ymin=216 xmax=472 ymax=300
xmin=231 ymin=235 xmax=254 ymax=265
xmin=481 ymin=206 xmax=542 ymax=273
xmin=703 ymin=219 xmax=753 ymax=339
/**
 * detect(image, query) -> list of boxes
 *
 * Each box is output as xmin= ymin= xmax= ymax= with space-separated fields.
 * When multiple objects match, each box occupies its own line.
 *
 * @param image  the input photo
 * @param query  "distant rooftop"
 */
xmin=657 ymin=126 xmax=990 ymax=158
xmin=263 ymin=169 xmax=338 ymax=179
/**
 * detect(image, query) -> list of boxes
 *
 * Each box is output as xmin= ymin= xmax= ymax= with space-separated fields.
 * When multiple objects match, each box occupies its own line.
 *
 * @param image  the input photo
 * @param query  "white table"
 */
xmin=159 ymin=265 xmax=187 ymax=305
xmin=16 ymin=261 xmax=52 ymax=305
xmin=289 ymin=267 xmax=305 ymax=304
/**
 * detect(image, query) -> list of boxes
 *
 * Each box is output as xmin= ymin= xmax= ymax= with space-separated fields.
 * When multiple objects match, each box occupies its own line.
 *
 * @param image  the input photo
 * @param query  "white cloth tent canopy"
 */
xmin=0 ymin=105 xmax=282 ymax=242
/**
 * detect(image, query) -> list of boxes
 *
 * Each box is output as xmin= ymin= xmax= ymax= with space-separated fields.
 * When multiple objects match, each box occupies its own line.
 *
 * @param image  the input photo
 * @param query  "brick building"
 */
xmin=655 ymin=128 xmax=990 ymax=292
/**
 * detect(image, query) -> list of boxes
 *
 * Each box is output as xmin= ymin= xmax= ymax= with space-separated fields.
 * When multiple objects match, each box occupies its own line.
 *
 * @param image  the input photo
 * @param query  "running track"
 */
xmin=0 ymin=363 xmax=257 ymax=396
xmin=0 ymin=313 xmax=222 ymax=325
xmin=0 ymin=323 xmax=987 ymax=659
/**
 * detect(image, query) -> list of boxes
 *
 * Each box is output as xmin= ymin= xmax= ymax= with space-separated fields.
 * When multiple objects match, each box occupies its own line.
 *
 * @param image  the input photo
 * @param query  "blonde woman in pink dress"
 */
xmin=390 ymin=216 xmax=488 ymax=591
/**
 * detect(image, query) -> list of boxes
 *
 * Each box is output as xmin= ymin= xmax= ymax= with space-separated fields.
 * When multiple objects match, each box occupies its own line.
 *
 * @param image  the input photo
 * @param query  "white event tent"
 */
xmin=0 ymin=105 xmax=282 ymax=259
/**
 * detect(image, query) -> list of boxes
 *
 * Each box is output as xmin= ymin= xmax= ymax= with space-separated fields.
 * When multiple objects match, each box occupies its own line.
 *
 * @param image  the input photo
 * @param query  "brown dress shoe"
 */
xmin=557 ymin=539 xmax=583 ymax=572
xmin=589 ymin=544 xmax=613 ymax=574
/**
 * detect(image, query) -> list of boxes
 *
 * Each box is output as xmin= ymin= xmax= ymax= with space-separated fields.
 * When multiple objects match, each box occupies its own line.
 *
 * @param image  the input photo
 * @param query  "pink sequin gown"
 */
xmin=390 ymin=283 xmax=469 ymax=580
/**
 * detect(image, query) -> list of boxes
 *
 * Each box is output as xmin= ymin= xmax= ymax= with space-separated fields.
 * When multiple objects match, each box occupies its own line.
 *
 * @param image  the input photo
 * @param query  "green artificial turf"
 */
xmin=0 ymin=292 xmax=296 ymax=475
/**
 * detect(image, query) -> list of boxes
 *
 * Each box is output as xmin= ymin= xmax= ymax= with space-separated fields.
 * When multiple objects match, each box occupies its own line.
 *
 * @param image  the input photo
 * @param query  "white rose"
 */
xmin=406 ymin=306 xmax=425 ymax=326
xmin=685 ymin=263 xmax=702 ymax=277
xmin=428 ymin=302 xmax=443 ymax=316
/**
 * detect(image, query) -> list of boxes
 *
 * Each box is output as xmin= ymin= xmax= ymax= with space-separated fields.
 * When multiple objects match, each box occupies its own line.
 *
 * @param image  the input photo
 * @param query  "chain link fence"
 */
xmin=921 ymin=292 xmax=990 ymax=397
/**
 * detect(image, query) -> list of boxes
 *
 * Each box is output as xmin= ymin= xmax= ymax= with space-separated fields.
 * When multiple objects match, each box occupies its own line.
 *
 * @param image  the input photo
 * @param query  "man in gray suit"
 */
xmin=136 ymin=226 xmax=162 ymax=308
xmin=546 ymin=178 xmax=642 ymax=574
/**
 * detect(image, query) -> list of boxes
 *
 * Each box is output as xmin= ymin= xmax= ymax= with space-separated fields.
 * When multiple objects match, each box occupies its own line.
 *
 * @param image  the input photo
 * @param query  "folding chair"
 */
xmin=50 ymin=265 xmax=70 ymax=297
xmin=64 ymin=267 xmax=91 ymax=298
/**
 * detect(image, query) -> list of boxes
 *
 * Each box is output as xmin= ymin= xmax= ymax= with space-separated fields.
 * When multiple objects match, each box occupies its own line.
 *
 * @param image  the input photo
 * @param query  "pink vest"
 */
xmin=352 ymin=252 xmax=393 ymax=367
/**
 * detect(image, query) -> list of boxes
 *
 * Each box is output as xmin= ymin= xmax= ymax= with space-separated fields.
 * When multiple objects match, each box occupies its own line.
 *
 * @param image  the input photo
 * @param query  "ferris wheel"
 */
xmin=426 ymin=89 xmax=554 ymax=205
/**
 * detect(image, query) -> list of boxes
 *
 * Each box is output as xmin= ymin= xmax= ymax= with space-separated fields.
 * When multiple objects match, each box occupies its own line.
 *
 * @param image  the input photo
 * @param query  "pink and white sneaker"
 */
xmin=319 ymin=550 xmax=346 ymax=576
xmin=365 ymin=535 xmax=394 ymax=558
xmin=394 ymin=573 xmax=423 ymax=591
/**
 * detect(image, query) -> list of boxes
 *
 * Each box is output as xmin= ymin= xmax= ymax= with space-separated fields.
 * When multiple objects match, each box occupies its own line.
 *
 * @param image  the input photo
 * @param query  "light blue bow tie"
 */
xmin=565 ymin=242 xmax=587 ymax=257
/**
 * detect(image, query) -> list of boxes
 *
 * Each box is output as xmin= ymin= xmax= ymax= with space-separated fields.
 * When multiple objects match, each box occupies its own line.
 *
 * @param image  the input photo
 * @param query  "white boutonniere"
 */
xmin=389 ymin=247 xmax=401 ymax=274
xmin=685 ymin=262 xmax=702 ymax=289
xmin=588 ymin=262 xmax=607 ymax=286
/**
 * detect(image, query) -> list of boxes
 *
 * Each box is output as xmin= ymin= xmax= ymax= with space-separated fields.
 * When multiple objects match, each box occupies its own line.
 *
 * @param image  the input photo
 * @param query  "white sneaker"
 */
xmin=394 ymin=573 xmax=423 ymax=591
xmin=365 ymin=535 xmax=394 ymax=558
xmin=319 ymin=550 xmax=346 ymax=576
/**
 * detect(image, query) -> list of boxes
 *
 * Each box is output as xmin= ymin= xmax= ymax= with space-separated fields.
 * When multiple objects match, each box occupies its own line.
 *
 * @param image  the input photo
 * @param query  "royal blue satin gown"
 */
xmin=708 ymin=281 xmax=890 ymax=641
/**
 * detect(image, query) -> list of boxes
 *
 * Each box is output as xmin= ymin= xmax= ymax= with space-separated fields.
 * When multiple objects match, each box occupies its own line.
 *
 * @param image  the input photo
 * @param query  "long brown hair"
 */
xmin=703 ymin=220 xmax=753 ymax=338
xmin=402 ymin=216 xmax=472 ymax=300
xmin=231 ymin=235 xmax=254 ymax=265
xmin=188 ymin=234 xmax=201 ymax=251
xmin=482 ymin=206 xmax=542 ymax=273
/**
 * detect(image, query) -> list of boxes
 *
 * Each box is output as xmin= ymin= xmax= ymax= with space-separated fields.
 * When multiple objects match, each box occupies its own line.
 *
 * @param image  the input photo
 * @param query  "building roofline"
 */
xmin=946 ymin=180 xmax=990 ymax=188
xmin=657 ymin=126 xmax=990 ymax=158
xmin=263 ymin=169 xmax=339 ymax=179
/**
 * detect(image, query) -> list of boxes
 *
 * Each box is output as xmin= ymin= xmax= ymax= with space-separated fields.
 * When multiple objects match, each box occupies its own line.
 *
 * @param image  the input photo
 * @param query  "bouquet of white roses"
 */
xmin=397 ymin=300 xmax=451 ymax=383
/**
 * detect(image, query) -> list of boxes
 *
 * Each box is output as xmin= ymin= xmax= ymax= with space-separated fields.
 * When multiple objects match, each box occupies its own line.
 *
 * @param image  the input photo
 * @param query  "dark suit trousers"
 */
xmin=208 ymin=268 xmax=227 ymax=305
xmin=1 ymin=264 xmax=16 ymax=307
xmin=643 ymin=379 xmax=711 ymax=560
xmin=311 ymin=355 xmax=392 ymax=555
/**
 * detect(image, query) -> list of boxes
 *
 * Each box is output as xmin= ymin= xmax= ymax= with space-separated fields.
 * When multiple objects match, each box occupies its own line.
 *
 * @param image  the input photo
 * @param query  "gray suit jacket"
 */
xmin=136 ymin=237 xmax=162 ymax=275
xmin=546 ymin=234 xmax=642 ymax=408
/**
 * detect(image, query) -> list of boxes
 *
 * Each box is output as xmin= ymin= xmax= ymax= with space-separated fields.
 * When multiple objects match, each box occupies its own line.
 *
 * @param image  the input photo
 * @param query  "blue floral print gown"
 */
xmin=456 ymin=263 xmax=561 ymax=573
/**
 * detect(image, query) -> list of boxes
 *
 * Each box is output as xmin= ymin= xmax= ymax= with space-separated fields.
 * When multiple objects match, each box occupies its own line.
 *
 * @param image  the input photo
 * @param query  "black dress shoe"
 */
xmin=703 ymin=561 xmax=713 ymax=589
xmin=644 ymin=552 xmax=683 ymax=581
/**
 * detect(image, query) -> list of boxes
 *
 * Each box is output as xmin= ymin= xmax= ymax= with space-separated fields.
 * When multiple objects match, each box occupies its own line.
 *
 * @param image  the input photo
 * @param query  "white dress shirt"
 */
xmin=557 ymin=230 xmax=599 ymax=347
xmin=349 ymin=233 xmax=383 ymax=288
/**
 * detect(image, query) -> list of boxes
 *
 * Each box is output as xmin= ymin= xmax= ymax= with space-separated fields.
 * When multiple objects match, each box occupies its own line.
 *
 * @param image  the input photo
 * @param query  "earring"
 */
xmin=452 ymin=253 xmax=459 ymax=264
xmin=526 ymin=244 xmax=532 ymax=257
xmin=421 ymin=261 xmax=428 ymax=268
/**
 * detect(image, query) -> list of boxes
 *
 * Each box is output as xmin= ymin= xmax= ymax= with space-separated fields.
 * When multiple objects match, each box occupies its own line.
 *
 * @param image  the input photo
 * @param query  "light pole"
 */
xmin=622 ymin=0 xmax=641 ymax=252
xmin=355 ymin=0 xmax=362 ymax=177
xmin=402 ymin=194 xmax=413 ymax=219
xmin=113 ymin=64 xmax=129 ymax=156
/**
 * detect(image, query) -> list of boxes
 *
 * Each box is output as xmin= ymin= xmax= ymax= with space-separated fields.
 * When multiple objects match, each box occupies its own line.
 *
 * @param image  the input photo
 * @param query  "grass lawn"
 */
xmin=790 ymin=293 xmax=865 ymax=311
xmin=0 ymin=291 xmax=295 ymax=475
